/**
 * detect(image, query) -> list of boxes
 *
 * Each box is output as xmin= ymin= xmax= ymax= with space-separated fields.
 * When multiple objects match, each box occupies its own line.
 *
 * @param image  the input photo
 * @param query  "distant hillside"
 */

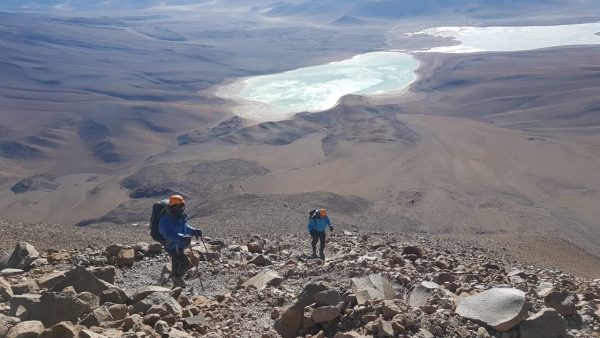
xmin=3 ymin=0 xmax=600 ymax=20
xmin=331 ymin=15 xmax=364 ymax=26
xmin=262 ymin=0 xmax=600 ymax=20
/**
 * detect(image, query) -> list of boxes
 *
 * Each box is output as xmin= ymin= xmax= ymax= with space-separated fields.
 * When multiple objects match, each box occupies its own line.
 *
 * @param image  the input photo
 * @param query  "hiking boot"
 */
xmin=319 ymin=252 xmax=325 ymax=260
xmin=172 ymin=276 xmax=187 ymax=288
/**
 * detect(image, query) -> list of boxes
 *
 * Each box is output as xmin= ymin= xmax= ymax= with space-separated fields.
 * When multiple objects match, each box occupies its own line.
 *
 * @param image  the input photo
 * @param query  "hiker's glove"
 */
xmin=194 ymin=229 xmax=203 ymax=238
xmin=329 ymin=226 xmax=334 ymax=232
xmin=182 ymin=235 xmax=192 ymax=246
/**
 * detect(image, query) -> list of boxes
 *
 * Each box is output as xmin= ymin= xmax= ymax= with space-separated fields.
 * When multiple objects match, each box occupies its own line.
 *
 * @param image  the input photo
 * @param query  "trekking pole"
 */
xmin=188 ymin=243 xmax=205 ymax=291
xmin=200 ymin=235 xmax=221 ymax=262
xmin=200 ymin=235 xmax=209 ymax=253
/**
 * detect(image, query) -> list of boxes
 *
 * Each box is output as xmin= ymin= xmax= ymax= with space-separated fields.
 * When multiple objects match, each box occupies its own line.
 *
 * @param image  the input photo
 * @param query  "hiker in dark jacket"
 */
xmin=159 ymin=194 xmax=202 ymax=288
xmin=307 ymin=208 xmax=333 ymax=260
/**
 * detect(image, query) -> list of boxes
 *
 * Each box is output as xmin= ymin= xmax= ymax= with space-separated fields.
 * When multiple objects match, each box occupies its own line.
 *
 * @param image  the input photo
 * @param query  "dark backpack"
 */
xmin=150 ymin=199 xmax=169 ymax=243
xmin=309 ymin=209 xmax=320 ymax=220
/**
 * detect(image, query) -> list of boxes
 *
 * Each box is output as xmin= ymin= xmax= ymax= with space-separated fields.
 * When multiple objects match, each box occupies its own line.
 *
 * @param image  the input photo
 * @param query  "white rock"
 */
xmin=455 ymin=288 xmax=527 ymax=332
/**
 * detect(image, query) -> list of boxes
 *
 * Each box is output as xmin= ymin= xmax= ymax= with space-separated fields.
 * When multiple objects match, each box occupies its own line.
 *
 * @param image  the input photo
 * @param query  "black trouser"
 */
xmin=167 ymin=250 xmax=191 ymax=278
xmin=311 ymin=231 xmax=326 ymax=255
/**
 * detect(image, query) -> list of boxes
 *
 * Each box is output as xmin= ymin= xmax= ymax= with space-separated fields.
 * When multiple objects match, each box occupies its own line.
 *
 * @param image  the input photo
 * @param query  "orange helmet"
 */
xmin=319 ymin=208 xmax=327 ymax=217
xmin=168 ymin=194 xmax=185 ymax=206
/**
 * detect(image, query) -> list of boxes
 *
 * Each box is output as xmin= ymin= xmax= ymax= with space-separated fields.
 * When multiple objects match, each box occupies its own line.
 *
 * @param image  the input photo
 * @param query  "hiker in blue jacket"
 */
xmin=307 ymin=208 xmax=333 ymax=260
xmin=159 ymin=194 xmax=202 ymax=288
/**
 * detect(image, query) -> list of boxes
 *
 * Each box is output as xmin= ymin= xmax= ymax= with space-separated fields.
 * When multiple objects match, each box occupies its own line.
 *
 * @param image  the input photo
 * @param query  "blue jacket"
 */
xmin=159 ymin=214 xmax=200 ymax=252
xmin=307 ymin=215 xmax=331 ymax=232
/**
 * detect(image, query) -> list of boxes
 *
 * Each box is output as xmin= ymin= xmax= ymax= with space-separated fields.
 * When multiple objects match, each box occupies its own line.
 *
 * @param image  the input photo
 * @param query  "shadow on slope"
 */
xmin=180 ymin=95 xmax=420 ymax=158
xmin=75 ymin=156 xmax=391 ymax=235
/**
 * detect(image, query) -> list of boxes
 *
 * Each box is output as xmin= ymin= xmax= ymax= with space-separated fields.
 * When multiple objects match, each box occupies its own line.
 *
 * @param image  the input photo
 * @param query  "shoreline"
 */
xmin=210 ymin=51 xmax=421 ymax=124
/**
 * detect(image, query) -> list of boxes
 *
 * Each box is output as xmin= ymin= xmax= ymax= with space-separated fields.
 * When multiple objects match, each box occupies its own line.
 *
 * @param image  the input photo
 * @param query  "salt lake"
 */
xmin=217 ymin=22 xmax=600 ymax=122
xmin=216 ymin=52 xmax=418 ymax=122
xmin=415 ymin=22 xmax=600 ymax=53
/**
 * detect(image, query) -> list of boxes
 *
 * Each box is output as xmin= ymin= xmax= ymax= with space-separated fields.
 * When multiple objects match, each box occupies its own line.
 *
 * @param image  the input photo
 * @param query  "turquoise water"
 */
xmin=220 ymin=52 xmax=419 ymax=122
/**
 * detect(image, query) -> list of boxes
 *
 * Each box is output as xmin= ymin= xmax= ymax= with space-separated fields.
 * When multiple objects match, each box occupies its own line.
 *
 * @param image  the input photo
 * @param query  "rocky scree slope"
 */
xmin=0 ymin=232 xmax=599 ymax=338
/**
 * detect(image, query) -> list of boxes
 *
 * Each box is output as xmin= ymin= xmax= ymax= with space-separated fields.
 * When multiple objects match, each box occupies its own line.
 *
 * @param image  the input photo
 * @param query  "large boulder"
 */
xmin=455 ymin=288 xmax=527 ymax=332
xmin=100 ymin=288 xmax=130 ymax=305
xmin=79 ymin=305 xmax=114 ymax=327
xmin=274 ymin=282 xmax=329 ymax=338
xmin=9 ymin=294 xmax=41 ymax=319
xmin=351 ymin=274 xmax=395 ymax=305
xmin=519 ymin=308 xmax=568 ymax=338
xmin=241 ymin=270 xmax=283 ymax=290
xmin=5 ymin=320 xmax=45 ymax=338
xmin=37 ymin=272 xmax=66 ymax=290
xmin=131 ymin=292 xmax=182 ymax=318
xmin=50 ymin=266 xmax=111 ymax=296
xmin=21 ymin=292 xmax=91 ymax=327
xmin=6 ymin=242 xmax=39 ymax=270
xmin=29 ymin=292 xmax=93 ymax=326
xmin=87 ymin=266 xmax=116 ymax=284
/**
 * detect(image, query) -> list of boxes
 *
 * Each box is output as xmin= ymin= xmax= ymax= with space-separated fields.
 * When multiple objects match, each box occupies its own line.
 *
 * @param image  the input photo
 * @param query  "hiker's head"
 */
xmin=319 ymin=209 xmax=327 ymax=217
xmin=168 ymin=194 xmax=186 ymax=217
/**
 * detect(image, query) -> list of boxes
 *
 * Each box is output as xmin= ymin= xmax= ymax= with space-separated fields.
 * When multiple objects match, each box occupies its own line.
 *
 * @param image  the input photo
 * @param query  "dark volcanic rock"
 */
xmin=50 ymin=266 xmax=111 ymax=296
xmin=91 ymin=140 xmax=121 ymax=163
xmin=274 ymin=282 xmax=330 ymax=338
xmin=120 ymin=158 xmax=269 ymax=200
xmin=0 ymin=141 xmax=44 ymax=160
xmin=34 ymin=292 xmax=92 ymax=326
xmin=6 ymin=242 xmax=39 ymax=269
xmin=77 ymin=119 xmax=121 ymax=163
xmin=178 ymin=116 xmax=245 ymax=145
xmin=11 ymin=174 xmax=59 ymax=194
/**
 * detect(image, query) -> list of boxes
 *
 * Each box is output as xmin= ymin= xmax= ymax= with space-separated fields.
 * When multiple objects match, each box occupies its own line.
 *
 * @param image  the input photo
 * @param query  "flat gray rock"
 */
xmin=351 ymin=274 xmax=394 ymax=305
xmin=455 ymin=288 xmax=527 ymax=332
xmin=409 ymin=281 xmax=440 ymax=309
xmin=131 ymin=286 xmax=171 ymax=304
xmin=1 ymin=269 xmax=25 ymax=277
xmin=241 ymin=270 xmax=283 ymax=290
xmin=311 ymin=306 xmax=340 ymax=323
